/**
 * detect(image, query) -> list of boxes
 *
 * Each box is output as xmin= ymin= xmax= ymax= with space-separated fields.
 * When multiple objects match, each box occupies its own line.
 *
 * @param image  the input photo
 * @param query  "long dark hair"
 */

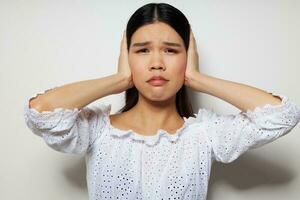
xmin=117 ymin=3 xmax=196 ymax=118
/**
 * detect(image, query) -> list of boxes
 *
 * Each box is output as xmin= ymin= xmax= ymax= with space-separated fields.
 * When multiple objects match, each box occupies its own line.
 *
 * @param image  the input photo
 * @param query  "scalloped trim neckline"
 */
xmin=100 ymin=103 xmax=198 ymax=146
xmin=99 ymin=90 xmax=290 ymax=146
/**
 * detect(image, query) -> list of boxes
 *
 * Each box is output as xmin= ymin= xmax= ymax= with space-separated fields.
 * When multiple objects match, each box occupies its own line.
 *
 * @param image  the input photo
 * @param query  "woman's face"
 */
xmin=128 ymin=22 xmax=187 ymax=101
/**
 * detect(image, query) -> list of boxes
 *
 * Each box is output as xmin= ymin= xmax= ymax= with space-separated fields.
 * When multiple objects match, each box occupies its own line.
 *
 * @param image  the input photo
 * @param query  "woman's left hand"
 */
xmin=184 ymin=27 xmax=201 ymax=88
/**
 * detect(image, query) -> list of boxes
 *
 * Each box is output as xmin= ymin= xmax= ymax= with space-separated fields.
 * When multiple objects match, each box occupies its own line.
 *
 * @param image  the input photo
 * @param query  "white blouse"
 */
xmin=23 ymin=88 xmax=300 ymax=200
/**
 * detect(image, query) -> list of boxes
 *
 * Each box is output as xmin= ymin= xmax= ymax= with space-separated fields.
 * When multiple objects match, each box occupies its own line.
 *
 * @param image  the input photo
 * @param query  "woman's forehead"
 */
xmin=131 ymin=23 xmax=183 ymax=45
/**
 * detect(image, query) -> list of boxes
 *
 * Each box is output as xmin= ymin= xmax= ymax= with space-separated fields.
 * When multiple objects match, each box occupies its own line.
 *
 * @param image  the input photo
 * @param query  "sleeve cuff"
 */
xmin=243 ymin=90 xmax=300 ymax=127
xmin=23 ymin=87 xmax=80 ymax=130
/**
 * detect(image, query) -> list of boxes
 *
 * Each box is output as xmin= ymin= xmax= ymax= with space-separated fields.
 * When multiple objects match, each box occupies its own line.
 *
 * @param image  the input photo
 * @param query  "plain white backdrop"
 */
xmin=1 ymin=0 xmax=299 ymax=199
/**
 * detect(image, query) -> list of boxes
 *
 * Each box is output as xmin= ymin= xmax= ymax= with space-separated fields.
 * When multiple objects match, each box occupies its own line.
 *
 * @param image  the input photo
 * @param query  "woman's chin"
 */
xmin=145 ymin=93 xmax=176 ymax=103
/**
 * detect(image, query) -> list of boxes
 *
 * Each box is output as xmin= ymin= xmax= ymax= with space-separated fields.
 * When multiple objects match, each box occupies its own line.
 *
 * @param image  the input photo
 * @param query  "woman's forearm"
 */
xmin=186 ymin=72 xmax=282 ymax=112
xmin=29 ymin=73 xmax=131 ymax=112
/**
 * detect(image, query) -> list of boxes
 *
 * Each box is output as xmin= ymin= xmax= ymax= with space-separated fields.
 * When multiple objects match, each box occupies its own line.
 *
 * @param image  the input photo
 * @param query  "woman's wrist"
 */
xmin=185 ymin=72 xmax=206 ymax=93
xmin=116 ymin=73 xmax=134 ymax=92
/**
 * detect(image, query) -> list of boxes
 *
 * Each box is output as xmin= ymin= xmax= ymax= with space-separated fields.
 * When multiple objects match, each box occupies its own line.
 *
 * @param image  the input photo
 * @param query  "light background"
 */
xmin=1 ymin=0 xmax=300 ymax=199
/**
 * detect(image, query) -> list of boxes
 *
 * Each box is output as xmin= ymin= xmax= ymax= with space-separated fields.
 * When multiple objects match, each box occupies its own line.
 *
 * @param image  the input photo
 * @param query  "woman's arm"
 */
xmin=187 ymin=72 xmax=300 ymax=163
xmin=184 ymin=29 xmax=282 ymax=112
xmin=24 ymin=31 xmax=133 ymax=155
xmin=29 ymin=73 xmax=131 ymax=113
xmin=24 ymin=73 xmax=131 ymax=155
xmin=185 ymin=28 xmax=300 ymax=164
xmin=185 ymin=72 xmax=282 ymax=112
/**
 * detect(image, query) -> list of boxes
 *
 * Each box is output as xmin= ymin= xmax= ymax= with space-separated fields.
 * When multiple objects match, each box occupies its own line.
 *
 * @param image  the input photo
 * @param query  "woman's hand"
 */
xmin=117 ymin=30 xmax=134 ymax=89
xmin=184 ymin=28 xmax=201 ymax=88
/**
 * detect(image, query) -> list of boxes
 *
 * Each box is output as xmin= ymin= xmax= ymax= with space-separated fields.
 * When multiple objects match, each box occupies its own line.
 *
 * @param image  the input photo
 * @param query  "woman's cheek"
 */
xmin=130 ymin=64 xmax=146 ymax=87
xmin=129 ymin=57 xmax=141 ymax=78
xmin=170 ymin=60 xmax=186 ymax=77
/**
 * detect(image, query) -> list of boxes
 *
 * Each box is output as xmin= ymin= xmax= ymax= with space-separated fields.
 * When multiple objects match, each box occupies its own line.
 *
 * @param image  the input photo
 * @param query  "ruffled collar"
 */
xmin=99 ymin=103 xmax=199 ymax=147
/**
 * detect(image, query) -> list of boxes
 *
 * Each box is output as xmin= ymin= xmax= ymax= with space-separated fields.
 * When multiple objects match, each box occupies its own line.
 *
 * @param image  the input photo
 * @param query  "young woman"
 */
xmin=24 ymin=3 xmax=300 ymax=200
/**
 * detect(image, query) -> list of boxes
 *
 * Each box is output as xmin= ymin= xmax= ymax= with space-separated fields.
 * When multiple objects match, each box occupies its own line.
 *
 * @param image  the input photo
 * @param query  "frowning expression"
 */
xmin=128 ymin=22 xmax=187 ymax=101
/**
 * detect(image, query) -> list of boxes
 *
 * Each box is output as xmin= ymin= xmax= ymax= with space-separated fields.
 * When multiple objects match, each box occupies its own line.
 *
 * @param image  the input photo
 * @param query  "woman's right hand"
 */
xmin=117 ymin=30 xmax=134 ymax=90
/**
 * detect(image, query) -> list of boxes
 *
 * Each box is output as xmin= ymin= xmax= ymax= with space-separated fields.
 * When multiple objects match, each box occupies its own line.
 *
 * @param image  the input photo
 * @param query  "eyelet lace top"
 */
xmin=23 ymin=87 xmax=300 ymax=200
xmin=105 ymin=104 xmax=199 ymax=146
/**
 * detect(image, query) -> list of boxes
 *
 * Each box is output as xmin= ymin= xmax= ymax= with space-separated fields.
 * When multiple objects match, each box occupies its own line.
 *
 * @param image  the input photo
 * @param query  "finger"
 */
xmin=121 ymin=30 xmax=128 ymax=54
xmin=121 ymin=30 xmax=125 ymax=44
xmin=122 ymin=30 xmax=126 ymax=42
xmin=189 ymin=28 xmax=197 ymax=52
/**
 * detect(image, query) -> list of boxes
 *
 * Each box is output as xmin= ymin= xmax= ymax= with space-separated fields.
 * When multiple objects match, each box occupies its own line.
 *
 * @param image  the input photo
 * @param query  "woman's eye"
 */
xmin=165 ymin=49 xmax=177 ymax=53
xmin=137 ymin=49 xmax=148 ymax=53
xmin=136 ymin=48 xmax=177 ymax=54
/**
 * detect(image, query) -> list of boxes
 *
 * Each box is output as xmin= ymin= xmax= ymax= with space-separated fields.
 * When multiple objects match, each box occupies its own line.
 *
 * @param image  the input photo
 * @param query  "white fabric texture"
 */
xmin=23 ymin=88 xmax=300 ymax=200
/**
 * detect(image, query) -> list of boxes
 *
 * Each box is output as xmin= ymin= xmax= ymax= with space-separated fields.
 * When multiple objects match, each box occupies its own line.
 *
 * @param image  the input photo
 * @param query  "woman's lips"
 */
xmin=147 ymin=79 xmax=168 ymax=86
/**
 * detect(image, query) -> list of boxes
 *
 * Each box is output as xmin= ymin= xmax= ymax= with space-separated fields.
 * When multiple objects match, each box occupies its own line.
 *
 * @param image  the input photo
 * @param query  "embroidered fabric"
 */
xmin=24 ymin=87 xmax=300 ymax=151
xmin=101 ymin=103 xmax=200 ymax=146
xmin=23 ymin=86 xmax=103 ymax=154
xmin=194 ymin=91 xmax=300 ymax=163
xmin=23 ymin=87 xmax=300 ymax=200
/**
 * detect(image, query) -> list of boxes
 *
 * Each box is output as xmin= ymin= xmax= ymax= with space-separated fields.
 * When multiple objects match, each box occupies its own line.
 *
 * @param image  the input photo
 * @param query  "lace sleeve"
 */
xmin=199 ymin=91 xmax=300 ymax=163
xmin=23 ymin=87 xmax=108 ymax=155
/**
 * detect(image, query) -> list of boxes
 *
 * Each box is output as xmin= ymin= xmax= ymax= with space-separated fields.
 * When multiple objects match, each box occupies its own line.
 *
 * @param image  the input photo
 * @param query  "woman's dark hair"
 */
xmin=117 ymin=2 xmax=196 ymax=118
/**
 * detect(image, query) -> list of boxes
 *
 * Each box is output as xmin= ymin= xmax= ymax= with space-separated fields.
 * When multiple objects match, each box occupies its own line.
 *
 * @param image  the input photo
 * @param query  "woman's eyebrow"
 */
xmin=131 ymin=41 xmax=182 ymax=48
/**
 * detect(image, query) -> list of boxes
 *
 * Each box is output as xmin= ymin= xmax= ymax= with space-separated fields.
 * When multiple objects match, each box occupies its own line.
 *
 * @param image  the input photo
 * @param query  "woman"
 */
xmin=24 ymin=3 xmax=300 ymax=200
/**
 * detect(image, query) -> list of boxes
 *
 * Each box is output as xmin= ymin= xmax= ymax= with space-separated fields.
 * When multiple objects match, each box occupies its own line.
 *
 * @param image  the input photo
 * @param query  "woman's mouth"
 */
xmin=147 ymin=79 xmax=168 ymax=86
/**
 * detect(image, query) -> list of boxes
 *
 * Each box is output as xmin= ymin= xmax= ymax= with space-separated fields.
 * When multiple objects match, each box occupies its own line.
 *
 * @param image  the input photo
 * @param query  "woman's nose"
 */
xmin=150 ymin=65 xmax=165 ymax=71
xmin=149 ymin=52 xmax=165 ymax=71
